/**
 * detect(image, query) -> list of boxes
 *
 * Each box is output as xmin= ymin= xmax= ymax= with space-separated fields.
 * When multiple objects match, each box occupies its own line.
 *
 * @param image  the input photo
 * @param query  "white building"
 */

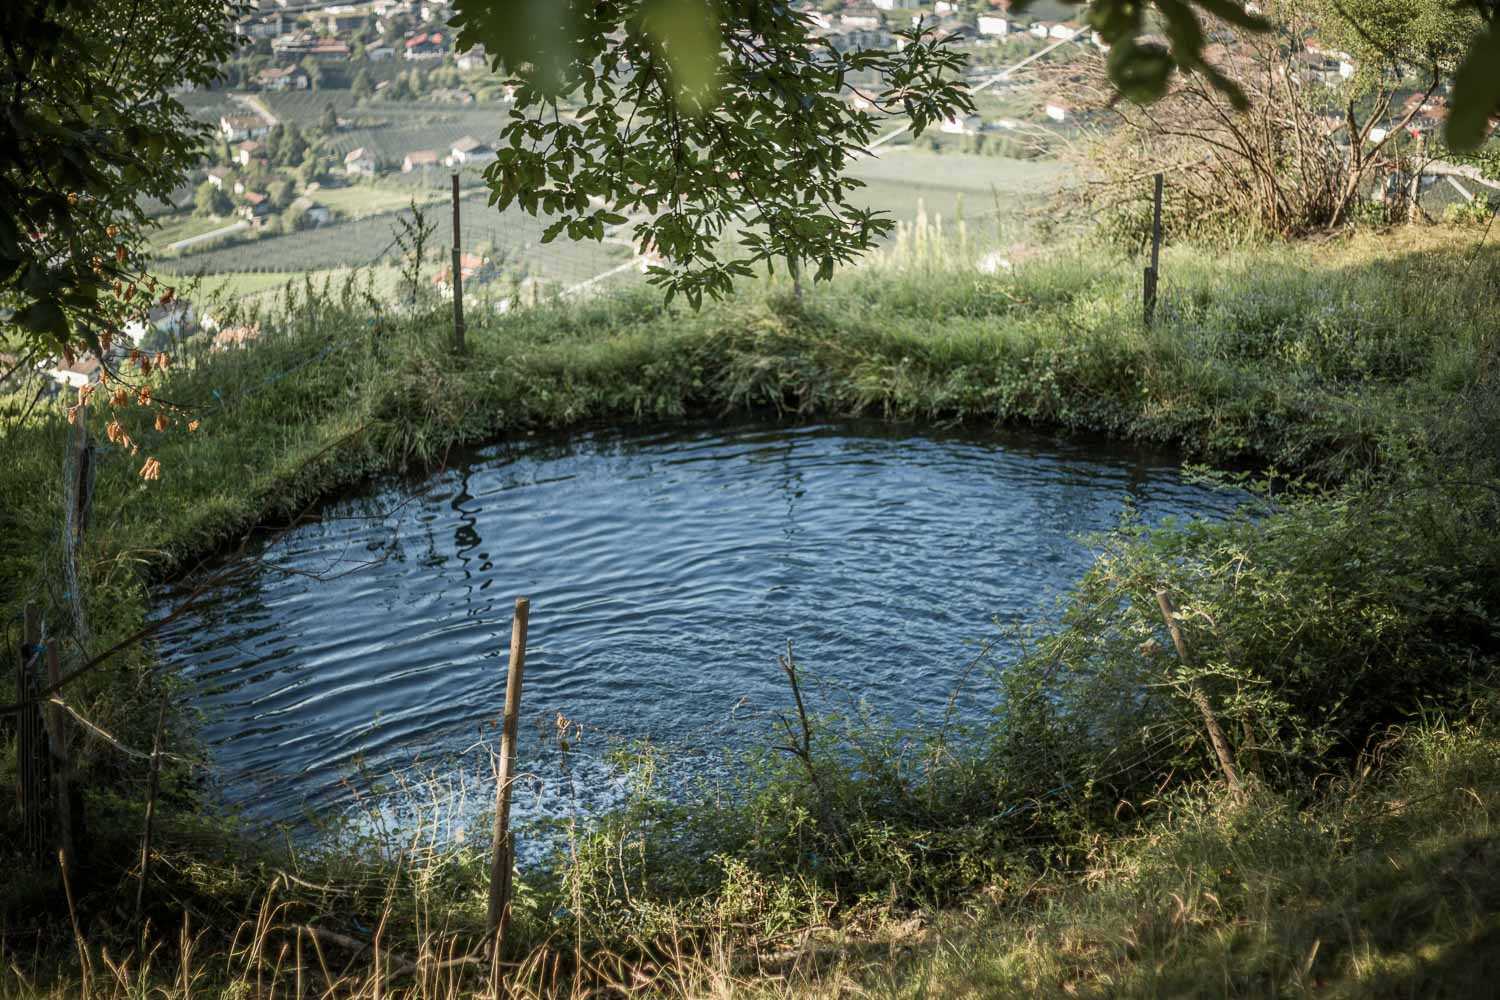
xmin=940 ymin=113 xmax=981 ymax=136
xmin=446 ymin=136 xmax=497 ymax=168
xmin=977 ymin=15 xmax=1009 ymax=37
xmin=344 ymin=147 xmax=378 ymax=177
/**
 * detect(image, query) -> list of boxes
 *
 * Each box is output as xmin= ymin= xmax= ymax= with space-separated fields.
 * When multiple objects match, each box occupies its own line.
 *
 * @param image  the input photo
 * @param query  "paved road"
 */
xmin=166 ymin=220 xmax=248 ymax=251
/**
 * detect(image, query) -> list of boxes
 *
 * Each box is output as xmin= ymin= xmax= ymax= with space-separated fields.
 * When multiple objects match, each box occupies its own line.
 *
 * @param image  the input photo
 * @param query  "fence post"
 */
xmin=1408 ymin=131 xmax=1428 ymax=224
xmin=17 ymin=604 xmax=45 ymax=863
xmin=1144 ymin=172 xmax=1163 ymax=326
xmin=74 ymin=398 xmax=93 ymax=542
xmin=135 ymin=693 xmax=169 ymax=928
xmin=451 ymin=173 xmax=466 ymax=354
xmin=487 ymin=597 xmax=530 ymax=960
xmin=44 ymin=642 xmax=75 ymax=874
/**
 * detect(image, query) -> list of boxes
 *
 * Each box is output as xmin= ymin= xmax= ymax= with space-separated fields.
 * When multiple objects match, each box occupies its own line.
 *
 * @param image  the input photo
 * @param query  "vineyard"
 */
xmin=155 ymin=193 xmax=635 ymax=288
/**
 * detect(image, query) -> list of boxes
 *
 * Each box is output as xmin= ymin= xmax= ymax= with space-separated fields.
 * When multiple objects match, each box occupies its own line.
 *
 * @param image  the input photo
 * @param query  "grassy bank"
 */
xmin=3 ymin=226 xmax=1499 ymax=996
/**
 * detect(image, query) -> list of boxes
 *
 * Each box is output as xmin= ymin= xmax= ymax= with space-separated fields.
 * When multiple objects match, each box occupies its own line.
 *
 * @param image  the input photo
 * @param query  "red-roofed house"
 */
xmin=432 ymin=253 xmax=495 ymax=294
xmin=402 ymin=149 xmax=440 ymax=173
xmin=404 ymin=31 xmax=449 ymax=60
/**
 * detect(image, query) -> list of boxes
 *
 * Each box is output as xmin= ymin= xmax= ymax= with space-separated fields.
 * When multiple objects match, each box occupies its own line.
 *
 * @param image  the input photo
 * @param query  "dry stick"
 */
xmin=44 ymin=642 xmax=75 ymax=875
xmin=450 ymin=172 xmax=466 ymax=354
xmin=135 ymin=693 xmax=169 ymax=928
xmin=60 ymin=847 xmax=91 ymax=996
xmin=487 ymin=597 xmax=530 ymax=961
xmin=1154 ymin=589 xmax=1245 ymax=802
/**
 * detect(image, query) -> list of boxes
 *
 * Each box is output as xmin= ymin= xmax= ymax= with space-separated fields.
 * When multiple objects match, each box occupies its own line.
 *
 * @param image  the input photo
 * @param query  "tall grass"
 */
xmin=4 ymin=225 xmax=1500 ymax=997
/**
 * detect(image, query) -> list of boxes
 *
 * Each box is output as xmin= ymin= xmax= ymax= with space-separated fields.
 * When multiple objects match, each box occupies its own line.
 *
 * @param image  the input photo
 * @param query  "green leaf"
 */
xmin=1446 ymin=25 xmax=1500 ymax=153
xmin=641 ymin=0 xmax=723 ymax=113
xmin=1109 ymin=37 xmax=1175 ymax=105
xmin=15 ymin=299 xmax=68 ymax=337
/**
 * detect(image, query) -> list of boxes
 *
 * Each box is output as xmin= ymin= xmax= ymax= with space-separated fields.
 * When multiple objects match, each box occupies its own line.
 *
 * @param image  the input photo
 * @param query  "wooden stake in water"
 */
xmin=487 ymin=597 xmax=530 ymax=952
xmin=451 ymin=172 xmax=466 ymax=354
xmin=1144 ymin=172 xmax=1163 ymax=326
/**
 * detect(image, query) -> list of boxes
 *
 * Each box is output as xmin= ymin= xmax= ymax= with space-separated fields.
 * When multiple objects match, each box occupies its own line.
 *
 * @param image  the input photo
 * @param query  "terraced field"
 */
xmin=156 ymin=193 xmax=633 ymax=288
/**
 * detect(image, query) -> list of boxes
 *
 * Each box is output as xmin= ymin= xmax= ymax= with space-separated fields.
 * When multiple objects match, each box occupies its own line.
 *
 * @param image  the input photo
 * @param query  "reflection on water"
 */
xmin=155 ymin=420 xmax=1241 ymax=838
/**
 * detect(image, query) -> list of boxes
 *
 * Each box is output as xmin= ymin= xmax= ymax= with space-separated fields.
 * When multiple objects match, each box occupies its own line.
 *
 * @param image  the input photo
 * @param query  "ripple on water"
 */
xmin=154 ymin=420 xmax=1242 ymax=841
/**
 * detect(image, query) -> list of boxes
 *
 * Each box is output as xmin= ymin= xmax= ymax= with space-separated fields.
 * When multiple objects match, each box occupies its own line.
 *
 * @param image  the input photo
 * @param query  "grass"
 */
xmin=310 ymin=182 xmax=448 ymax=219
xmin=3 ymin=223 xmax=1500 ymax=996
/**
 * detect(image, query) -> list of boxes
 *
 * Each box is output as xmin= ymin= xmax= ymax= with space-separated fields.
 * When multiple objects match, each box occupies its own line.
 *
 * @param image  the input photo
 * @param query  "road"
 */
xmin=166 ymin=220 xmax=248 ymax=251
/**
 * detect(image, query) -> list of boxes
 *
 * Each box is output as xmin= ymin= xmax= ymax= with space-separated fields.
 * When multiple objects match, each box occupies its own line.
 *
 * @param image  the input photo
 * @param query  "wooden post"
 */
xmin=487 ymin=597 xmax=530 ymax=955
xmin=17 ymin=604 xmax=45 ymax=863
xmin=1408 ymin=131 xmax=1428 ymax=224
xmin=1144 ymin=172 xmax=1163 ymax=326
xmin=44 ymin=642 xmax=75 ymax=873
xmin=1155 ymin=590 xmax=1245 ymax=802
xmin=450 ymin=173 xmax=466 ymax=354
xmin=74 ymin=398 xmax=93 ymax=542
xmin=135 ymin=694 xmax=169 ymax=927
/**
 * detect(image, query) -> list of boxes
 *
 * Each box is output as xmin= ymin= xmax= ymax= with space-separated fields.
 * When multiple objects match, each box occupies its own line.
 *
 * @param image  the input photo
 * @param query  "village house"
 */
xmin=344 ymin=147 xmax=378 ymax=177
xmin=404 ymin=31 xmax=449 ymax=60
xmin=272 ymin=32 xmax=350 ymax=61
xmin=235 ymin=141 xmax=264 ymax=167
xmin=870 ymin=0 xmax=917 ymax=9
xmin=238 ymin=190 xmax=272 ymax=223
xmin=46 ymin=355 xmax=102 ymax=389
xmin=432 ymin=253 xmax=494 ymax=295
xmin=205 ymin=166 xmax=233 ymax=189
xmin=213 ymin=324 xmax=261 ymax=352
xmin=1049 ymin=23 xmax=1078 ymax=39
xmin=290 ymin=196 xmax=332 ymax=227
xmin=123 ymin=302 xmax=196 ymax=347
xmin=235 ymin=12 xmax=287 ymax=38
xmin=977 ymin=14 xmax=1009 ymax=36
xmin=456 ymin=47 xmax=488 ymax=72
xmin=317 ymin=9 xmax=367 ymax=34
xmin=1044 ymin=100 xmax=1073 ymax=123
xmin=934 ymin=1 xmax=957 ymax=13
xmin=255 ymin=65 xmax=309 ymax=92
xmin=940 ymin=113 xmax=981 ymax=136
xmin=840 ymin=12 xmax=881 ymax=30
xmin=219 ymin=114 xmax=270 ymax=142
xmin=402 ymin=149 xmax=440 ymax=173
xmin=446 ymin=135 xmax=496 ymax=168
xmin=1029 ymin=21 xmax=1052 ymax=38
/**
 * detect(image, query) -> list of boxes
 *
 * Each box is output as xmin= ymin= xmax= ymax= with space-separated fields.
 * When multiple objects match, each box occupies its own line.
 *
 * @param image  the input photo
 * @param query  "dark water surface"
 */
xmin=155 ymin=420 xmax=1240 ymax=838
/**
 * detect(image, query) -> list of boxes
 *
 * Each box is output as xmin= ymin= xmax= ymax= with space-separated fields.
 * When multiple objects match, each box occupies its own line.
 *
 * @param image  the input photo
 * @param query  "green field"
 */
xmin=845 ymin=146 xmax=1071 ymax=228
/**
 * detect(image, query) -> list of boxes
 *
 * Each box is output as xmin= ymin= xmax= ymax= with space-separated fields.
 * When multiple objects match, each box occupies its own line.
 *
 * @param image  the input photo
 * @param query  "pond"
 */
xmin=154 ymin=420 xmax=1242 ymax=841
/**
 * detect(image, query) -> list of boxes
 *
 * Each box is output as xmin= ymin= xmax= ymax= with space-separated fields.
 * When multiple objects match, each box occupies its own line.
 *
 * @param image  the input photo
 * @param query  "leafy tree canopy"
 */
xmin=1 ymin=0 xmax=241 ymax=355
xmin=452 ymin=0 xmax=1499 ymax=306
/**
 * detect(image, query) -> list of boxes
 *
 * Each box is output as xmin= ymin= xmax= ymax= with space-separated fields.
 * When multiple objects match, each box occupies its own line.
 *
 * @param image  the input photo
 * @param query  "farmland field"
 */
xmin=156 ymin=193 xmax=634 ymax=288
xmin=844 ymin=147 xmax=1070 ymax=226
